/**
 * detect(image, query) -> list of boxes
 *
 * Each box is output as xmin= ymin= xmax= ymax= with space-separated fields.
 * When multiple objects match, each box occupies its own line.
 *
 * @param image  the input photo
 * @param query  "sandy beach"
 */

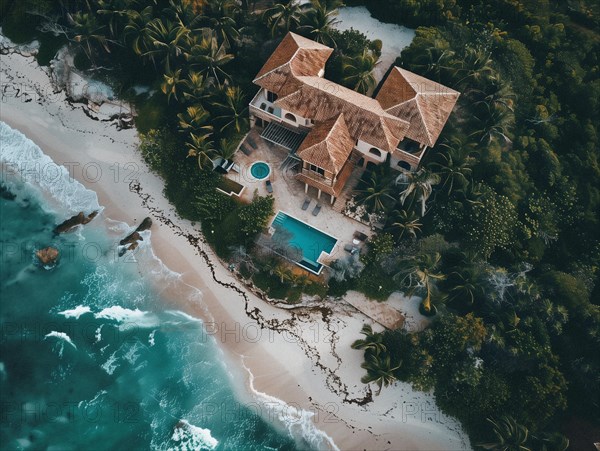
xmin=0 ymin=41 xmax=469 ymax=450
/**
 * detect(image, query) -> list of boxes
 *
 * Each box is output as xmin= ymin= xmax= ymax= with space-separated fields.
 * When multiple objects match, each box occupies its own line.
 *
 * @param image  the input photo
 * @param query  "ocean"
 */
xmin=0 ymin=122 xmax=325 ymax=450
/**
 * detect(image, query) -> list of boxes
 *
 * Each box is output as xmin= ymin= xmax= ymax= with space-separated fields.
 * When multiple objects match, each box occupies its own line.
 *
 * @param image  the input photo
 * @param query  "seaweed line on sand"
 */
xmin=129 ymin=180 xmax=374 ymax=408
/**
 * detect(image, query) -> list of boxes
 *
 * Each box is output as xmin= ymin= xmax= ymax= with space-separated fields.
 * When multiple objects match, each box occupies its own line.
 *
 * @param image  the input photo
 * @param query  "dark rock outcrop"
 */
xmin=54 ymin=211 xmax=98 ymax=234
xmin=118 ymin=217 xmax=152 ymax=256
xmin=36 ymin=247 xmax=59 ymax=266
xmin=0 ymin=184 xmax=16 ymax=201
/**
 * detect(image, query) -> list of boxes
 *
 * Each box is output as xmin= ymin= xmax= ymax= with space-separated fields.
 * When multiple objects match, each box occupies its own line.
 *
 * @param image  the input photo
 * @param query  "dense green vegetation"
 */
xmin=339 ymin=0 xmax=600 ymax=447
xmin=2 ymin=0 xmax=598 ymax=447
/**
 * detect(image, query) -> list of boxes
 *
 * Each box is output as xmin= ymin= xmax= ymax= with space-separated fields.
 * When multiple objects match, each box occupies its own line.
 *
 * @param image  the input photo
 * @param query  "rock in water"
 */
xmin=0 ymin=183 xmax=16 ymax=201
xmin=120 ymin=231 xmax=142 ymax=247
xmin=137 ymin=217 xmax=153 ymax=232
xmin=54 ymin=211 xmax=98 ymax=234
xmin=118 ymin=217 xmax=152 ymax=256
xmin=36 ymin=247 xmax=59 ymax=266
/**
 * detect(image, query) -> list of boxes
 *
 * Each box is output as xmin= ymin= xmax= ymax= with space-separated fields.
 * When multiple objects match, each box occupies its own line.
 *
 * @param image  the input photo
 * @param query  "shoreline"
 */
xmin=0 ymin=44 xmax=469 ymax=450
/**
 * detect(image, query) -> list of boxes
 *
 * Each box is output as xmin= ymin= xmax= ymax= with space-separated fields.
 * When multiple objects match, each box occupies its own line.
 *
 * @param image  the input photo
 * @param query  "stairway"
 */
xmin=271 ymin=212 xmax=285 ymax=228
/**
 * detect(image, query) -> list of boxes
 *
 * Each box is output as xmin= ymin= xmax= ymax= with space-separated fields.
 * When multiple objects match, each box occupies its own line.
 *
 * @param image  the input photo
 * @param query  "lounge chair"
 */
xmin=266 ymin=180 xmax=273 ymax=193
xmin=312 ymin=203 xmax=321 ymax=216
xmin=247 ymin=137 xmax=258 ymax=149
xmin=301 ymin=198 xmax=310 ymax=210
xmin=241 ymin=144 xmax=253 ymax=156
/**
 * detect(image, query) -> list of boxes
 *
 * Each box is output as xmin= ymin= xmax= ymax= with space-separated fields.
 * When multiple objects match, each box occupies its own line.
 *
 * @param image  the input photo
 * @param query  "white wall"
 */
xmin=355 ymin=140 xmax=388 ymax=163
xmin=389 ymin=154 xmax=413 ymax=171
xmin=280 ymin=108 xmax=311 ymax=127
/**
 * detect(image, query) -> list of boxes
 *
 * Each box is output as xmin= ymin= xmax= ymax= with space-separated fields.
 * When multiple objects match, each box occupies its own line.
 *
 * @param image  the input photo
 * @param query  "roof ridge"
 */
xmin=413 ymin=95 xmax=434 ymax=144
xmin=253 ymin=49 xmax=298 ymax=83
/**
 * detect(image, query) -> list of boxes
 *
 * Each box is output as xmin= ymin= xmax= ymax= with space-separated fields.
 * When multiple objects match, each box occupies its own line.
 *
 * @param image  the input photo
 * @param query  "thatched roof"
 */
xmin=376 ymin=67 xmax=460 ymax=147
xmin=297 ymin=114 xmax=354 ymax=174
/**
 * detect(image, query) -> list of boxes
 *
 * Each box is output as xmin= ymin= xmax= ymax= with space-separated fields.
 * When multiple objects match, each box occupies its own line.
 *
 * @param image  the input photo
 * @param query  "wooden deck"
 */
xmin=343 ymin=291 xmax=405 ymax=330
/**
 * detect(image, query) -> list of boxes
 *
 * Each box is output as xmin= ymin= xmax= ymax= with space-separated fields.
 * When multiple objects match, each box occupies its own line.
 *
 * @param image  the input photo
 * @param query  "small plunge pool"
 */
xmin=250 ymin=161 xmax=271 ymax=180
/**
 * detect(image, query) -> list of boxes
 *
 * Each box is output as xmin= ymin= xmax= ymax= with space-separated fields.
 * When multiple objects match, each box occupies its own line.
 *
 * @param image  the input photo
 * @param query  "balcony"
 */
xmin=395 ymin=139 xmax=426 ymax=166
xmin=249 ymin=89 xmax=282 ymax=120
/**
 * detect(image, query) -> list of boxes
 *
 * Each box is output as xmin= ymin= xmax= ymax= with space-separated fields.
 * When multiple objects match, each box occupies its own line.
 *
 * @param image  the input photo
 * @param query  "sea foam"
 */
xmin=0 ymin=121 xmax=101 ymax=221
xmin=44 ymin=331 xmax=77 ymax=358
xmin=95 ymin=306 xmax=161 ymax=330
xmin=170 ymin=420 xmax=218 ymax=451
xmin=57 ymin=305 xmax=91 ymax=319
xmin=244 ymin=361 xmax=340 ymax=451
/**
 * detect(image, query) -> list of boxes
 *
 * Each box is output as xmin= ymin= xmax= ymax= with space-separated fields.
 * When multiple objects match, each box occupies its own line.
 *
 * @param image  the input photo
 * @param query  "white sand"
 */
xmin=334 ymin=6 xmax=416 ymax=82
xmin=0 ymin=43 xmax=469 ymax=450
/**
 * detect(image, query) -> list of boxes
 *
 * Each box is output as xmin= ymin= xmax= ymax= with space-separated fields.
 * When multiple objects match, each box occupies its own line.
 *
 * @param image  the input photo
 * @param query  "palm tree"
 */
xmin=394 ymin=252 xmax=446 ymax=315
xmin=342 ymin=49 xmax=379 ymax=94
xmin=272 ymin=264 xmax=292 ymax=284
xmin=124 ymin=6 xmax=154 ymax=59
xmin=164 ymin=0 xmax=204 ymax=26
xmin=360 ymin=352 xmax=401 ymax=395
xmin=188 ymin=30 xmax=234 ymax=87
xmin=201 ymin=0 xmax=236 ymax=17
xmin=480 ymin=416 xmax=531 ymax=451
xmin=386 ymin=209 xmax=422 ymax=240
xmin=213 ymin=86 xmax=249 ymax=134
xmin=161 ymin=69 xmax=186 ymax=103
xmin=182 ymin=71 xmax=214 ymax=103
xmin=298 ymin=1 xmax=340 ymax=46
xmin=143 ymin=18 xmax=191 ymax=72
xmin=351 ymin=324 xmax=387 ymax=355
xmin=263 ymin=2 xmax=304 ymax=37
xmin=454 ymin=181 xmax=485 ymax=210
xmin=396 ymin=168 xmax=440 ymax=217
xmin=69 ymin=12 xmax=111 ymax=65
xmin=445 ymin=267 xmax=484 ymax=310
xmin=471 ymin=102 xmax=514 ymax=144
xmin=471 ymin=74 xmax=515 ymax=112
xmin=408 ymin=43 xmax=455 ymax=84
xmin=95 ymin=0 xmax=131 ymax=41
xmin=293 ymin=273 xmax=312 ymax=289
xmin=353 ymin=167 xmax=395 ymax=214
xmin=199 ymin=0 xmax=240 ymax=48
xmin=177 ymin=105 xmax=213 ymax=134
xmin=216 ymin=138 xmax=239 ymax=161
xmin=428 ymin=136 xmax=476 ymax=195
xmin=186 ymin=133 xmax=217 ymax=169
xmin=456 ymin=47 xmax=496 ymax=88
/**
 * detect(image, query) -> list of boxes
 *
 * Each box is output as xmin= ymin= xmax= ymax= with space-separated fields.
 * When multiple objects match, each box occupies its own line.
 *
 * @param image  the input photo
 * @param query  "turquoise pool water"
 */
xmin=271 ymin=212 xmax=338 ymax=274
xmin=250 ymin=162 xmax=270 ymax=180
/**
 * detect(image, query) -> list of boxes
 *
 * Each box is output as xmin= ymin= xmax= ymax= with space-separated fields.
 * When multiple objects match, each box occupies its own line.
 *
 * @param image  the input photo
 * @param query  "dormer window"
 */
xmin=266 ymin=91 xmax=278 ymax=103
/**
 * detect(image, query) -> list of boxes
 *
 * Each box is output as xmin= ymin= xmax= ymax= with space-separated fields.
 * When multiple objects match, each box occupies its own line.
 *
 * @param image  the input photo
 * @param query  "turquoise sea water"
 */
xmin=0 ymin=123 xmax=322 ymax=450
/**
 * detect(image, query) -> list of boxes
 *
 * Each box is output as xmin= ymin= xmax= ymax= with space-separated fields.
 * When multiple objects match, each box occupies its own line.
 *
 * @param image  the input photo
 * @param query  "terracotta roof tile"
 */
xmin=254 ymin=32 xmax=333 ymax=81
xmin=253 ymin=33 xmax=458 ymax=153
xmin=297 ymin=114 xmax=354 ymax=173
xmin=276 ymin=76 xmax=409 ymax=152
xmin=376 ymin=67 xmax=460 ymax=147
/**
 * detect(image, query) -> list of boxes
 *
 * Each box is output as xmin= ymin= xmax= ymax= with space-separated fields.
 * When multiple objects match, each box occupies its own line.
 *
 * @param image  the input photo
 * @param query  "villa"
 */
xmin=248 ymin=32 xmax=460 ymax=205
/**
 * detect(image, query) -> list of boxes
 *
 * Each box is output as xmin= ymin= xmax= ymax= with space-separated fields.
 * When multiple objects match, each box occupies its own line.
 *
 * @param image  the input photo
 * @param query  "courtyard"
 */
xmin=223 ymin=128 xmax=372 ymax=271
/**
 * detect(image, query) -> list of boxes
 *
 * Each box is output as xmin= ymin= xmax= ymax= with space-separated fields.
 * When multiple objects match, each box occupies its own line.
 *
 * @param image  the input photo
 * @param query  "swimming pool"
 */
xmin=250 ymin=161 xmax=271 ymax=180
xmin=270 ymin=211 xmax=338 ymax=274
